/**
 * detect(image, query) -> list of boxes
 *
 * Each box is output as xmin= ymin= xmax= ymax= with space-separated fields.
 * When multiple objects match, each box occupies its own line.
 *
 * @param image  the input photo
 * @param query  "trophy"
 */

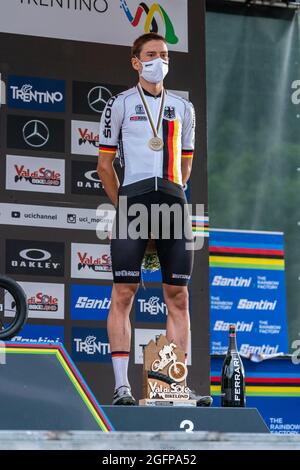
xmin=139 ymin=334 xmax=196 ymax=406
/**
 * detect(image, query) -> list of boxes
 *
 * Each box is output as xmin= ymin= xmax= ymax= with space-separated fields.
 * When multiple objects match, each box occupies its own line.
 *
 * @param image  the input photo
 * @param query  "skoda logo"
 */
xmin=87 ymin=86 xmax=112 ymax=114
xmin=22 ymin=120 xmax=49 ymax=148
xmin=84 ymin=170 xmax=100 ymax=182
xmin=19 ymin=249 xmax=51 ymax=261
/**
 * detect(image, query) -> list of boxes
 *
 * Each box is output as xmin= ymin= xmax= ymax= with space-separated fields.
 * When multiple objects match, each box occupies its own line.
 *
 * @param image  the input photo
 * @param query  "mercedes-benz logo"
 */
xmin=22 ymin=120 xmax=49 ymax=148
xmin=87 ymin=86 xmax=112 ymax=114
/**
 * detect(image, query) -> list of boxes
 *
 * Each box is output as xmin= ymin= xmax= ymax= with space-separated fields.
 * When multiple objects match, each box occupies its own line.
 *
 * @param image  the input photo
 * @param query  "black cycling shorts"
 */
xmin=110 ymin=190 xmax=194 ymax=286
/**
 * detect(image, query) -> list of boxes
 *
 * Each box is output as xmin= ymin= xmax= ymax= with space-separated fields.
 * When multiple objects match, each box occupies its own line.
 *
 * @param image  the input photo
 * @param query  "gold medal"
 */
xmin=149 ymin=137 xmax=164 ymax=151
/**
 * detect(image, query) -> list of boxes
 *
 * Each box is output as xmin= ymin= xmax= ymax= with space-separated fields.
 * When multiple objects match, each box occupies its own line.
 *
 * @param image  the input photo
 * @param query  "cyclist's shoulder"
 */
xmin=166 ymin=90 xmax=194 ymax=109
xmin=111 ymin=87 xmax=137 ymax=104
xmin=105 ymin=88 xmax=136 ymax=116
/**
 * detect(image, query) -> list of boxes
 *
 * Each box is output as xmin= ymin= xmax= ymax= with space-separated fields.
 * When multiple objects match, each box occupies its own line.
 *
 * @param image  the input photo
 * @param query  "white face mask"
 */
xmin=137 ymin=57 xmax=169 ymax=84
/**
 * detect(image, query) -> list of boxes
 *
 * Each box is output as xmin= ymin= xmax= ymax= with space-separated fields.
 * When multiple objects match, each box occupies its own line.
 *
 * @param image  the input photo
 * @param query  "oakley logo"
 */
xmin=84 ymin=170 xmax=100 ymax=182
xmin=22 ymin=120 xmax=49 ymax=148
xmin=19 ymin=249 xmax=51 ymax=261
xmin=88 ymin=86 xmax=112 ymax=114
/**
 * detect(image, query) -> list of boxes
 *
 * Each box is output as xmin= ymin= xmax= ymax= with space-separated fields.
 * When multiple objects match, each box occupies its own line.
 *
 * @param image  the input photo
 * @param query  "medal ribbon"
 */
xmin=137 ymin=83 xmax=165 ymax=138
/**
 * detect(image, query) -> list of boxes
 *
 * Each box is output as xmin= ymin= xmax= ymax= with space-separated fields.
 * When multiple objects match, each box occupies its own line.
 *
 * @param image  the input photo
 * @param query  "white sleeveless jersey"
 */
xmin=99 ymin=86 xmax=195 ymax=196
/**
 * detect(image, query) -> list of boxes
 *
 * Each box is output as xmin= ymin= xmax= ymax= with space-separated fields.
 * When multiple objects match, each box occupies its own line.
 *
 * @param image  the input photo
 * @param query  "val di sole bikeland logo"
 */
xmin=6 ymin=155 xmax=65 ymax=194
xmin=72 ymin=81 xmax=126 ymax=116
xmin=5 ymin=240 xmax=65 ymax=276
xmin=71 ymin=120 xmax=99 ymax=156
xmin=5 ymin=281 xmax=65 ymax=320
xmin=7 ymin=115 xmax=65 ymax=152
xmin=71 ymin=243 xmax=112 ymax=280
xmin=120 ymin=0 xmax=179 ymax=45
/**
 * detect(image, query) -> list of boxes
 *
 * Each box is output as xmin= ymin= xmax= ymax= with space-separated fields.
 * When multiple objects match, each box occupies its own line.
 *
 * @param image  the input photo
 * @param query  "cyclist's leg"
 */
xmin=108 ymin=194 xmax=149 ymax=401
xmin=154 ymin=196 xmax=212 ymax=405
xmin=154 ymin=195 xmax=194 ymax=354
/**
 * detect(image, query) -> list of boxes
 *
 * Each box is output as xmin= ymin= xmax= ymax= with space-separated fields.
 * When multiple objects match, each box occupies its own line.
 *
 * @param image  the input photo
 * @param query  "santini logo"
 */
xmin=12 ymin=335 xmax=61 ymax=344
xmin=214 ymin=321 xmax=253 ymax=332
xmin=240 ymin=344 xmax=280 ymax=355
xmin=212 ymin=276 xmax=252 ymax=288
xmin=75 ymin=296 xmax=111 ymax=310
xmin=237 ymin=299 xmax=277 ymax=311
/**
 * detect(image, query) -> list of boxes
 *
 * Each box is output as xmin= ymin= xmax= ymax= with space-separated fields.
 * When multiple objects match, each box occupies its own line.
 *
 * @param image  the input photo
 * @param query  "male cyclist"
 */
xmin=98 ymin=33 xmax=212 ymax=407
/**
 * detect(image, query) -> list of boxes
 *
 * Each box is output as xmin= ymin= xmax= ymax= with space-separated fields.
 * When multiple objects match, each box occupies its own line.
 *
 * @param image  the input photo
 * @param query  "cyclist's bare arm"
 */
xmin=181 ymin=157 xmax=193 ymax=185
xmin=97 ymin=153 xmax=120 ymax=208
xmin=181 ymin=99 xmax=195 ymax=186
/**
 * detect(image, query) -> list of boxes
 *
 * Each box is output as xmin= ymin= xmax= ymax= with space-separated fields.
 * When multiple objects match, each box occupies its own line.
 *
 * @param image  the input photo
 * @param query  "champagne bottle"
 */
xmin=221 ymin=324 xmax=246 ymax=407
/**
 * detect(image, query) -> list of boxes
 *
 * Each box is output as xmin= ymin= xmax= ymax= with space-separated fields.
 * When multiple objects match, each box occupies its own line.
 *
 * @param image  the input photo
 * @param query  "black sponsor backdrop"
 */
xmin=72 ymin=81 xmax=127 ymax=116
xmin=7 ymin=115 xmax=65 ymax=153
xmin=5 ymin=240 xmax=65 ymax=277
xmin=0 ymin=1 xmax=209 ymax=405
xmin=71 ymin=160 xmax=106 ymax=196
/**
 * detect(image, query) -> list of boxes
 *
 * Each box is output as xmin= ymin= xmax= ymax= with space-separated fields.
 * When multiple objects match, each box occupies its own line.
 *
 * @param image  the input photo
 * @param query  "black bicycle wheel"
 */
xmin=0 ymin=275 xmax=28 ymax=340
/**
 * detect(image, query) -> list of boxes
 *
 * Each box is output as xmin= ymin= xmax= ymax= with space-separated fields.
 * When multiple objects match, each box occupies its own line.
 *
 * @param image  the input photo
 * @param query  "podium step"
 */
xmin=0 ymin=342 xmax=112 ymax=431
xmin=103 ymin=405 xmax=269 ymax=433
xmin=0 ymin=342 xmax=268 ymax=434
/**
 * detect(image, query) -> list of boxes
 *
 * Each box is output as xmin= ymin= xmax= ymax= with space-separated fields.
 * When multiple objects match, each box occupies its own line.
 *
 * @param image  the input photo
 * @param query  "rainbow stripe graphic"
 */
xmin=191 ymin=215 xmax=209 ymax=237
xmin=1 ymin=342 xmax=114 ymax=432
xmin=120 ymin=0 xmax=179 ymax=45
xmin=209 ymin=229 xmax=285 ymax=270
xmin=211 ymin=372 xmax=300 ymax=398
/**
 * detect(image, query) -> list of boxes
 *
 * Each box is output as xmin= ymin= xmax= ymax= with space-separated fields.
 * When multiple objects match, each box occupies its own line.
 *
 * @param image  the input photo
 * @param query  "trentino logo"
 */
xmin=72 ymin=327 xmax=111 ymax=362
xmin=8 ymin=76 xmax=65 ymax=112
xmin=135 ymin=288 xmax=168 ymax=322
xmin=120 ymin=0 xmax=179 ymax=45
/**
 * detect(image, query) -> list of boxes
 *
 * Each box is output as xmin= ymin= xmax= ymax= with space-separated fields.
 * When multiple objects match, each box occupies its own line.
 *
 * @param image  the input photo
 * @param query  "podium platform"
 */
xmin=0 ymin=342 xmax=113 ymax=432
xmin=103 ymin=406 xmax=269 ymax=433
xmin=0 ymin=342 xmax=268 ymax=434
